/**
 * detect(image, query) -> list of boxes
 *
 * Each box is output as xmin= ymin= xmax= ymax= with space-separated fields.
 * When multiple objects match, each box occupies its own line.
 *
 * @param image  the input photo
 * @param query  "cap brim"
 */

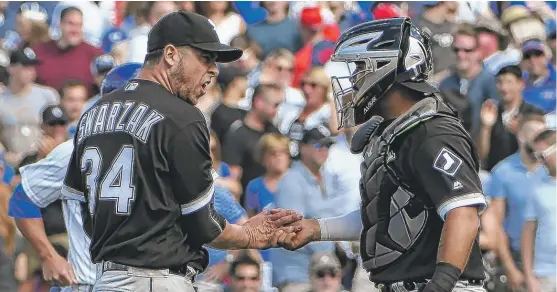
xmin=190 ymin=42 xmax=243 ymax=63
xmin=44 ymin=119 xmax=69 ymax=125
xmin=315 ymin=137 xmax=336 ymax=146
xmin=522 ymin=47 xmax=544 ymax=54
xmin=399 ymin=80 xmax=439 ymax=94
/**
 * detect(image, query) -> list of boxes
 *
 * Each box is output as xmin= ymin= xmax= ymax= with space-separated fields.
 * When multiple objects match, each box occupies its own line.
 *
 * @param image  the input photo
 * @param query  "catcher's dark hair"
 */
xmin=496 ymin=64 xmax=522 ymax=79
xmin=229 ymin=252 xmax=260 ymax=276
xmin=534 ymin=129 xmax=556 ymax=144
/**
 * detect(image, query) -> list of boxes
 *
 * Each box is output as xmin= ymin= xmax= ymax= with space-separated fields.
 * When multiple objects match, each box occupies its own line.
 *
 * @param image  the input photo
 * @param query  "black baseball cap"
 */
xmin=42 ymin=105 xmax=69 ymax=125
xmin=10 ymin=47 xmax=40 ymax=66
xmin=300 ymin=125 xmax=336 ymax=147
xmin=147 ymin=11 xmax=243 ymax=63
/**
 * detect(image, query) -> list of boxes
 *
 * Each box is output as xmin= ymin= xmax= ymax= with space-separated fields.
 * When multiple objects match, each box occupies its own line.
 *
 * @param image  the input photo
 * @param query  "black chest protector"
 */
xmin=358 ymin=96 xmax=461 ymax=272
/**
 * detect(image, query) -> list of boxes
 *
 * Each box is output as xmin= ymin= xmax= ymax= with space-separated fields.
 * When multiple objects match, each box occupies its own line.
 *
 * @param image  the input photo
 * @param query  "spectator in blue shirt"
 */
xmin=245 ymin=133 xmax=290 ymax=216
xmin=486 ymin=113 xmax=548 ymax=291
xmin=522 ymin=40 xmax=556 ymax=113
xmin=440 ymin=23 xmax=500 ymax=135
xmin=522 ymin=129 xmax=556 ymax=292
xmin=246 ymin=2 xmax=302 ymax=58
xmin=210 ymin=131 xmax=242 ymax=198
xmin=270 ymin=125 xmax=360 ymax=292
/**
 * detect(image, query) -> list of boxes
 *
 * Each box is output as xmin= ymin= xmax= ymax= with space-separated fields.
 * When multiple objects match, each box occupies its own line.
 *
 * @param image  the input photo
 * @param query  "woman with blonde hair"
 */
xmin=245 ymin=133 xmax=291 ymax=215
xmin=196 ymin=1 xmax=246 ymax=45
xmin=276 ymin=66 xmax=336 ymax=158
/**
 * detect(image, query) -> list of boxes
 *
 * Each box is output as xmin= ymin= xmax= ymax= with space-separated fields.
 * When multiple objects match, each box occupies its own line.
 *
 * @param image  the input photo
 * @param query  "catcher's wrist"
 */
xmin=426 ymin=262 xmax=462 ymax=292
xmin=309 ymin=219 xmax=322 ymax=241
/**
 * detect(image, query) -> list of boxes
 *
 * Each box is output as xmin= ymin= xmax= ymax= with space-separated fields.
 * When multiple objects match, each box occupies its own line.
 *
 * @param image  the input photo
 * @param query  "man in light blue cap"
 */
xmin=522 ymin=39 xmax=556 ymax=113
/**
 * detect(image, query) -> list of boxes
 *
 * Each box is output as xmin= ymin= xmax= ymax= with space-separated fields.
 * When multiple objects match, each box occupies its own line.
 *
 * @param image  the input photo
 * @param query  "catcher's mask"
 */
xmin=330 ymin=17 xmax=438 ymax=129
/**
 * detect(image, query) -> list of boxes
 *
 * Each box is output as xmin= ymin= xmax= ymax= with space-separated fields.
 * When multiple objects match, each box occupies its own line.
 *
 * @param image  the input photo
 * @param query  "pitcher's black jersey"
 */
xmin=62 ymin=79 xmax=226 ymax=270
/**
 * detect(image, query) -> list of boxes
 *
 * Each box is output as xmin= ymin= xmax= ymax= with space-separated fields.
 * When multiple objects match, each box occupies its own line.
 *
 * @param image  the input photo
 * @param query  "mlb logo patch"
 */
xmin=124 ymin=82 xmax=139 ymax=91
xmin=433 ymin=148 xmax=463 ymax=176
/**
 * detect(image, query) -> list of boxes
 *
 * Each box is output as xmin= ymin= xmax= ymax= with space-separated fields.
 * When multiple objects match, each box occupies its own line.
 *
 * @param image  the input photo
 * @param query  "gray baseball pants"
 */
xmin=93 ymin=261 xmax=196 ymax=292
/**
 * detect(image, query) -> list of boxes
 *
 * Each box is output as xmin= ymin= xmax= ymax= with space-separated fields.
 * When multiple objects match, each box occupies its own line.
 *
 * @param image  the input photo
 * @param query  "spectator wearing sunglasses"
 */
xmin=270 ymin=125 xmax=357 ymax=292
xmin=521 ymin=129 xmax=556 ymax=292
xmin=308 ymin=253 xmax=348 ymax=292
xmin=277 ymin=67 xmax=333 ymax=159
xmin=440 ymin=23 xmax=500 ymax=137
xmin=522 ymin=40 xmax=556 ymax=113
xmin=226 ymin=253 xmax=262 ymax=292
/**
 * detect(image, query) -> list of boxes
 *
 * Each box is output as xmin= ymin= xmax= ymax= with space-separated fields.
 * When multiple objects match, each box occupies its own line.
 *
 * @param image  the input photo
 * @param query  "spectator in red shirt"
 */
xmin=293 ymin=7 xmax=339 ymax=88
xmin=32 ymin=7 xmax=102 ymax=97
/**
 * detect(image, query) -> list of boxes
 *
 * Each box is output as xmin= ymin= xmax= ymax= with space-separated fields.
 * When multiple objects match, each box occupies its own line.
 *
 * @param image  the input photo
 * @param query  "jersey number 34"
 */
xmin=81 ymin=146 xmax=136 ymax=216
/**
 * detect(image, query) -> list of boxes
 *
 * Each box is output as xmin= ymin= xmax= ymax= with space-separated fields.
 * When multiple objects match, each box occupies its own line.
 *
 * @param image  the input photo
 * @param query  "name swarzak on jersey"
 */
xmin=77 ymin=101 xmax=165 ymax=145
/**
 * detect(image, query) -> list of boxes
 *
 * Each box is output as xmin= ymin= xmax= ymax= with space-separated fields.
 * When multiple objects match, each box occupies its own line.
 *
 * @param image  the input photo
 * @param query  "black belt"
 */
xmin=100 ymin=261 xmax=198 ymax=282
xmin=377 ymin=280 xmax=484 ymax=292
xmin=377 ymin=281 xmax=427 ymax=292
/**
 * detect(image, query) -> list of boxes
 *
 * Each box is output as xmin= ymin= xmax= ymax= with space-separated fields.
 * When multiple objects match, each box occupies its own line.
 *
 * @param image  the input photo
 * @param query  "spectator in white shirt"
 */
xmin=0 ymin=47 xmax=58 ymax=166
xmin=276 ymin=66 xmax=332 ymax=158
xmin=196 ymin=1 xmax=246 ymax=45
xmin=127 ymin=1 xmax=178 ymax=63
xmin=50 ymin=1 xmax=112 ymax=47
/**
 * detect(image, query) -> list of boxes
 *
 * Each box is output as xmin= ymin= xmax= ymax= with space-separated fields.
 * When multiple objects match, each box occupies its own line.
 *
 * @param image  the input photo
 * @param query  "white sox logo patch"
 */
xmin=433 ymin=148 xmax=462 ymax=176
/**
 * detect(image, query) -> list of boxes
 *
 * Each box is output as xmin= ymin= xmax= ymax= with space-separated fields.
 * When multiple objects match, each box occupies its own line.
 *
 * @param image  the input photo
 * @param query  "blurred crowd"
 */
xmin=0 ymin=1 xmax=555 ymax=292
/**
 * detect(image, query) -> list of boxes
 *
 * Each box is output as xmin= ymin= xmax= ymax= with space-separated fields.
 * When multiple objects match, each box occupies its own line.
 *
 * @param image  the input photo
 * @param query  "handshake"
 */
xmin=240 ymin=209 xmax=321 ymax=251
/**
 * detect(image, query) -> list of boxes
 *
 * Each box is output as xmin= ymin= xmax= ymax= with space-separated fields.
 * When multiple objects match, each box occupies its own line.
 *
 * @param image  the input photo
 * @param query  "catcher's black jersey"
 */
xmin=62 ymin=79 xmax=225 ymax=270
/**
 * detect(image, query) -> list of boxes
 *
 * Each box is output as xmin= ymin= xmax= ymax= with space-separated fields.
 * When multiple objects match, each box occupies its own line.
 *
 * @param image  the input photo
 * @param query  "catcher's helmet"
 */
xmin=101 ymin=62 xmax=142 ymax=96
xmin=330 ymin=17 xmax=437 ymax=129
